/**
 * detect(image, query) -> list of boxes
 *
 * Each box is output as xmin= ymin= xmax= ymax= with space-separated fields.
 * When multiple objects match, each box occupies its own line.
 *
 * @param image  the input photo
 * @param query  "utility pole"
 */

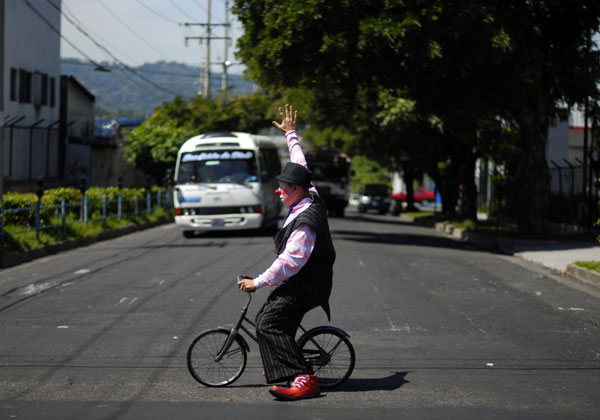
xmin=184 ymin=0 xmax=230 ymax=97
xmin=204 ymin=0 xmax=211 ymax=97
xmin=221 ymin=0 xmax=230 ymax=92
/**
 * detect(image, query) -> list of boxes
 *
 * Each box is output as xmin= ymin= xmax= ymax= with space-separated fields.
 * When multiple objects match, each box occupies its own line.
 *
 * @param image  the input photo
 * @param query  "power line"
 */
xmin=60 ymin=0 xmax=141 ymax=65
xmin=134 ymin=0 xmax=182 ymax=24
xmin=61 ymin=59 xmax=198 ymax=79
xmin=22 ymin=0 xmax=109 ymax=72
xmin=111 ymin=67 xmax=167 ymax=101
xmin=96 ymin=0 xmax=173 ymax=61
xmin=45 ymin=0 xmax=180 ymax=96
xmin=192 ymin=0 xmax=207 ymax=14
xmin=168 ymin=0 xmax=199 ymax=21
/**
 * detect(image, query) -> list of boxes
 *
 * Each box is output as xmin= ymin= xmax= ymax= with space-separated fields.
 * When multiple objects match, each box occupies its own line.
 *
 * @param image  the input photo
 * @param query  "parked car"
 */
xmin=357 ymin=184 xmax=391 ymax=214
xmin=389 ymin=187 xmax=435 ymax=215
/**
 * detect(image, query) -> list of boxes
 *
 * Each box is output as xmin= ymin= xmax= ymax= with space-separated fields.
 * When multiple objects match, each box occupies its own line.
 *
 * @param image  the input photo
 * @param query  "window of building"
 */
xmin=19 ymin=69 xmax=32 ymax=103
xmin=32 ymin=72 xmax=42 ymax=105
xmin=50 ymin=77 xmax=56 ymax=107
xmin=41 ymin=73 xmax=48 ymax=105
xmin=10 ymin=68 xmax=17 ymax=101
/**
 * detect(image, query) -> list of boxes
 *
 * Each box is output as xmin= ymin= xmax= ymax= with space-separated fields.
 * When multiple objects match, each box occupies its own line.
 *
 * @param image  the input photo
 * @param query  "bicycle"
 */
xmin=187 ymin=275 xmax=356 ymax=389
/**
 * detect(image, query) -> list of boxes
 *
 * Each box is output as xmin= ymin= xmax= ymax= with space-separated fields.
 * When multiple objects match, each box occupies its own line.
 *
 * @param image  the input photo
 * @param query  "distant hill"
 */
xmin=60 ymin=58 xmax=257 ymax=118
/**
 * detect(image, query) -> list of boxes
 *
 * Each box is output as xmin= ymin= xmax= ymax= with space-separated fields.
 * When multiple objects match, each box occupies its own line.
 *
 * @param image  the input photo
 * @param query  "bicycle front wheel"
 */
xmin=187 ymin=329 xmax=247 ymax=387
xmin=298 ymin=327 xmax=355 ymax=389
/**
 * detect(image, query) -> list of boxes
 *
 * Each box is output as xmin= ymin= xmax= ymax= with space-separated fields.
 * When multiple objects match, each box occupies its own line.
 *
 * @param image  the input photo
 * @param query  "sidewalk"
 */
xmin=432 ymin=221 xmax=600 ymax=290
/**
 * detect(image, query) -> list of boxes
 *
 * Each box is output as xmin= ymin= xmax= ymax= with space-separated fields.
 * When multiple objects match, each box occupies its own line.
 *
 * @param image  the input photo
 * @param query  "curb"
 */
xmin=0 ymin=219 xmax=172 ymax=269
xmin=434 ymin=222 xmax=600 ymax=290
xmin=566 ymin=264 xmax=600 ymax=289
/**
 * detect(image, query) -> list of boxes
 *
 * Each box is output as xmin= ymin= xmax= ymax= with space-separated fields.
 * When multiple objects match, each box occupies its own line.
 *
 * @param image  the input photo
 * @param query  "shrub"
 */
xmin=2 ymin=186 xmax=167 ymax=229
xmin=2 ymin=192 xmax=39 ymax=226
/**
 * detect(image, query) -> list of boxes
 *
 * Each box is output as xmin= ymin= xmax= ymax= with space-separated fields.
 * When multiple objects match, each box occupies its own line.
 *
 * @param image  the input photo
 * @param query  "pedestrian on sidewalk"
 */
xmin=237 ymin=104 xmax=336 ymax=401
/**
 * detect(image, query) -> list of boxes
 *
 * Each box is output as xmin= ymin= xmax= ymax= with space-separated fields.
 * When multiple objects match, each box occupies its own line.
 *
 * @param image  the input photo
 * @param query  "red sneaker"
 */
xmin=269 ymin=374 xmax=320 ymax=401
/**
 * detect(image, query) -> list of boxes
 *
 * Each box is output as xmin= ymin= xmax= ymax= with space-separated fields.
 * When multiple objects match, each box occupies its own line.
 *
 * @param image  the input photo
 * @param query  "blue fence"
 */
xmin=0 ymin=191 xmax=171 ymax=243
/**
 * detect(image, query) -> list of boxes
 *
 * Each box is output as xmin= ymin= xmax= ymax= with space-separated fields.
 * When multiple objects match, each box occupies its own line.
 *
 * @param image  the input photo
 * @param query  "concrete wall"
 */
xmin=64 ymin=78 xmax=94 ymax=141
xmin=3 ymin=0 xmax=61 ymax=126
xmin=90 ymin=145 xmax=146 ymax=188
xmin=2 ymin=0 xmax=61 ymax=185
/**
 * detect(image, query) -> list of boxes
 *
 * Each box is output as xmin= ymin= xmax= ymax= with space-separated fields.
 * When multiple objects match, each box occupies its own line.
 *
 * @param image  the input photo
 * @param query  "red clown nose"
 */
xmin=274 ymin=188 xmax=282 ymax=195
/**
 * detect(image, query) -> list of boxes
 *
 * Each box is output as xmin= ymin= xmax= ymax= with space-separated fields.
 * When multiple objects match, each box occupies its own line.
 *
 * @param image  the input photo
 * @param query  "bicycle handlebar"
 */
xmin=237 ymin=275 xmax=256 ymax=295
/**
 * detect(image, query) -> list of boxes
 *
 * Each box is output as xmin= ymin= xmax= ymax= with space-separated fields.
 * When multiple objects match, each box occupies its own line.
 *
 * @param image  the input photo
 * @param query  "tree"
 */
xmin=124 ymin=93 xmax=273 ymax=181
xmin=233 ymin=0 xmax=600 ymax=232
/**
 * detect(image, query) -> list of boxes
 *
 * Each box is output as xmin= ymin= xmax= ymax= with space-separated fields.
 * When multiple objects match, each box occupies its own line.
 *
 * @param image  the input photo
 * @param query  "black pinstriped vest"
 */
xmin=273 ymin=195 xmax=336 ymax=320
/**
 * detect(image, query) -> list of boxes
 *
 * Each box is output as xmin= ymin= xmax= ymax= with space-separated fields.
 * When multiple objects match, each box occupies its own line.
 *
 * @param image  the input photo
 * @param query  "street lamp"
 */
xmin=221 ymin=60 xmax=232 ymax=92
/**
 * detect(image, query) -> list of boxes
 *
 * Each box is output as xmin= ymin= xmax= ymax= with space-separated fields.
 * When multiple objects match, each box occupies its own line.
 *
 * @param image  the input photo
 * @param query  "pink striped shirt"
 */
xmin=253 ymin=130 xmax=318 ymax=288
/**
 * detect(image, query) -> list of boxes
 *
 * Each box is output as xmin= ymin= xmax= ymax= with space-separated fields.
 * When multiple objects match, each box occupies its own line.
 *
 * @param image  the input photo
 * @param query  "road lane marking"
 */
xmin=20 ymin=282 xmax=54 ymax=296
xmin=387 ymin=315 xmax=410 ymax=332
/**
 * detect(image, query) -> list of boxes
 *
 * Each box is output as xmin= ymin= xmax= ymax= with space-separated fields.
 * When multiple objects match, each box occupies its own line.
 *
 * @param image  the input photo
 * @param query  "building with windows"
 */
xmin=1 ymin=0 xmax=62 ymax=191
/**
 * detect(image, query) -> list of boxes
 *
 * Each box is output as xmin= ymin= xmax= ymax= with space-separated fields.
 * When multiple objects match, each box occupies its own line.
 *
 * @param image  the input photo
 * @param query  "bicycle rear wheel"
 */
xmin=187 ymin=329 xmax=247 ymax=387
xmin=298 ymin=327 xmax=355 ymax=389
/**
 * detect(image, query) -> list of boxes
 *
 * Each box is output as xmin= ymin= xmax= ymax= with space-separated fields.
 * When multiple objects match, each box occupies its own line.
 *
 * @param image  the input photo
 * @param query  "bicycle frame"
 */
xmin=214 ymin=293 xmax=256 ymax=361
xmin=214 ymin=291 xmax=351 ymax=365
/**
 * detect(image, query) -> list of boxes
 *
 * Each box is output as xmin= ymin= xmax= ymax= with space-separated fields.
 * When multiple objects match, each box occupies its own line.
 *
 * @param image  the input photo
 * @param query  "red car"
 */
xmin=390 ymin=187 xmax=435 ymax=202
xmin=389 ymin=187 xmax=435 ymax=215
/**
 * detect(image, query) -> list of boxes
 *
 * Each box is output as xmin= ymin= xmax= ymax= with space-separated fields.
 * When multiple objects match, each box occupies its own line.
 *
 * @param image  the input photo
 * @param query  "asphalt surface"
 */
xmin=0 ymin=209 xmax=599 ymax=419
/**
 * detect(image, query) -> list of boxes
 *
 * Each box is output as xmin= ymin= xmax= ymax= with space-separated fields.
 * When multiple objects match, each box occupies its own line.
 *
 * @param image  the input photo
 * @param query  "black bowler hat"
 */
xmin=276 ymin=162 xmax=312 ymax=188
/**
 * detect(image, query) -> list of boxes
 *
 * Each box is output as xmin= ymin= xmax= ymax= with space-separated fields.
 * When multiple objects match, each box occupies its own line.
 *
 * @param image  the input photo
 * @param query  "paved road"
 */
xmin=1 ymin=209 xmax=599 ymax=419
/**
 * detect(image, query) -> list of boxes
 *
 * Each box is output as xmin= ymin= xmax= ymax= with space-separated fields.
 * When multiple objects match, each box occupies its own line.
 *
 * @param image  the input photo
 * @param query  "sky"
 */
xmin=59 ymin=0 xmax=245 ymax=73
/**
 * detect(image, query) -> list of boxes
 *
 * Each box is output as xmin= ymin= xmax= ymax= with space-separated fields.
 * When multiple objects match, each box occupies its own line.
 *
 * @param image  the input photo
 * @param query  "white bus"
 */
xmin=173 ymin=131 xmax=282 ymax=237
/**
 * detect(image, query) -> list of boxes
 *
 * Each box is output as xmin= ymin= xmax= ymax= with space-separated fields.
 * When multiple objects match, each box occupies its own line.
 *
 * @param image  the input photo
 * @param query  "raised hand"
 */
xmin=272 ymin=104 xmax=297 ymax=133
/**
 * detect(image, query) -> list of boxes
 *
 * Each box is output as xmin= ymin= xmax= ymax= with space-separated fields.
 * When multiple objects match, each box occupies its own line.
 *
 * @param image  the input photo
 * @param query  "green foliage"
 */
xmin=1 ymin=206 xmax=170 ymax=256
xmin=350 ymin=155 xmax=390 ymax=191
xmin=232 ymin=0 xmax=600 ymax=232
xmin=2 ymin=193 xmax=39 ymax=226
xmin=124 ymin=93 xmax=273 ymax=181
xmin=1 ymin=186 xmax=165 ymax=230
xmin=303 ymin=126 xmax=359 ymax=154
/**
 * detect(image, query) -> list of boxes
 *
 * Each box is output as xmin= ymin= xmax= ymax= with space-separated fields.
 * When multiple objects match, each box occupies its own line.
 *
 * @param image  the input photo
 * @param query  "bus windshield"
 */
xmin=176 ymin=150 xmax=258 ymax=185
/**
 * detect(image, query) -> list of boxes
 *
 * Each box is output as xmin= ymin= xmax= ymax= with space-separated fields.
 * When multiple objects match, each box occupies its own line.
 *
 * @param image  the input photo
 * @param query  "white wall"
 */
xmin=3 ymin=0 xmax=61 ymax=126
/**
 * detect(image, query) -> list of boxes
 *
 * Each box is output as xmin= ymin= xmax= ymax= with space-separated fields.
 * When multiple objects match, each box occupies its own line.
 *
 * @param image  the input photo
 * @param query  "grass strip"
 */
xmin=574 ymin=261 xmax=600 ymax=274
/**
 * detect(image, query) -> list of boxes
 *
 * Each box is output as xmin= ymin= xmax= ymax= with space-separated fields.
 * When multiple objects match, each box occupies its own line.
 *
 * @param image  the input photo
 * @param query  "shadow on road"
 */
xmin=183 ymin=227 xmax=279 ymax=239
xmin=332 ymin=228 xmax=481 ymax=253
xmin=326 ymin=371 xmax=410 ymax=393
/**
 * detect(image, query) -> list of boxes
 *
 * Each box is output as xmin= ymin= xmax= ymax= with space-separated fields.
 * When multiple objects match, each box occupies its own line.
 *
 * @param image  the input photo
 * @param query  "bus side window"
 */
xmin=262 ymin=148 xmax=281 ymax=178
xmin=259 ymin=148 xmax=279 ymax=181
xmin=269 ymin=149 xmax=282 ymax=176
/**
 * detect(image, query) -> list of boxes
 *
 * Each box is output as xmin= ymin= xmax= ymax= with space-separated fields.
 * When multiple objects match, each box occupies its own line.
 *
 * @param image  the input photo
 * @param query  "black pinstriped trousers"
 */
xmin=255 ymin=293 xmax=313 ymax=384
